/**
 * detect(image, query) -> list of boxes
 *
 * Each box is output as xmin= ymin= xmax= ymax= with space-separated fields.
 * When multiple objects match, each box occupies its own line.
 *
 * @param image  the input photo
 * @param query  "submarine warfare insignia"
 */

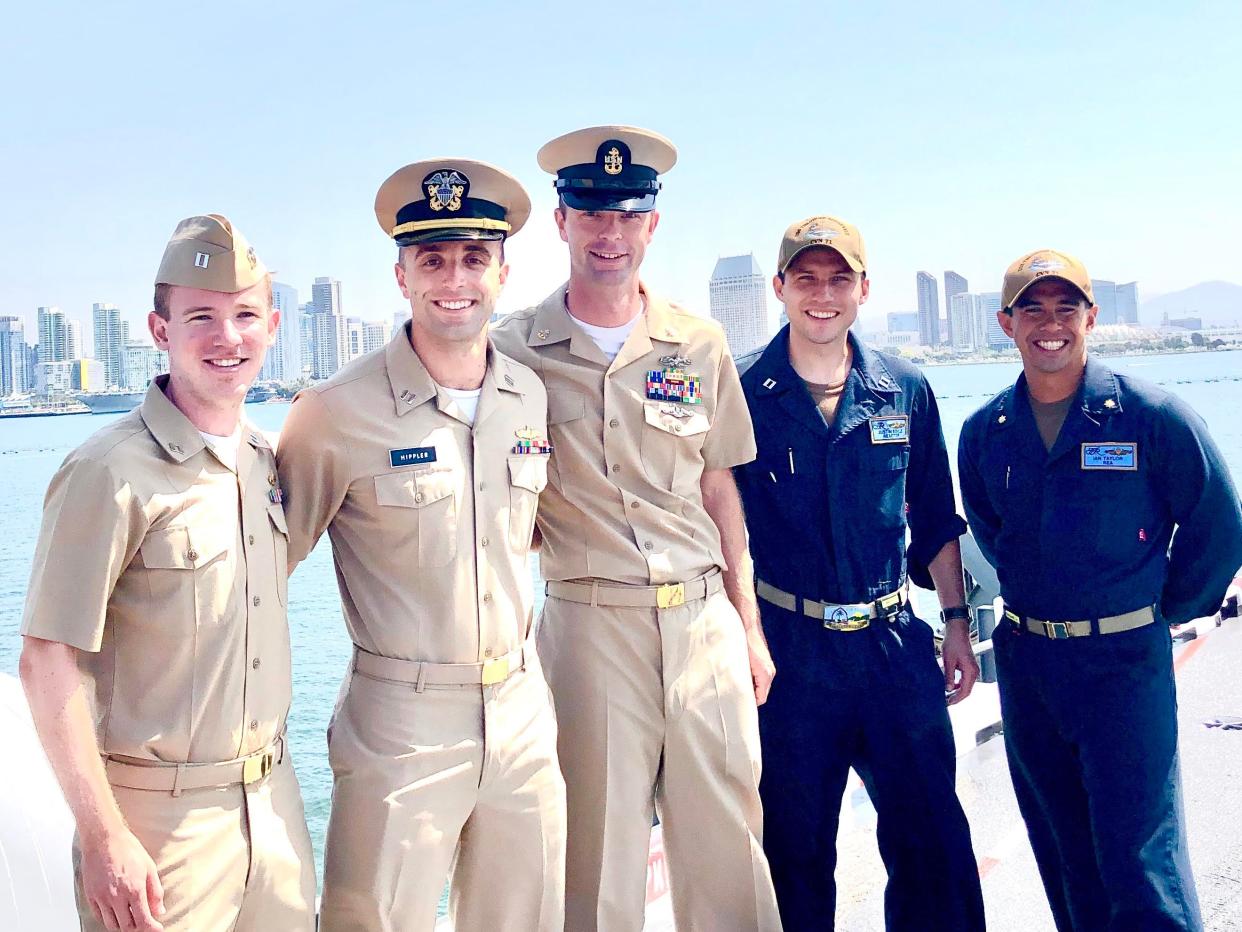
xmin=512 ymin=426 xmax=552 ymax=455
xmin=646 ymin=356 xmax=703 ymax=405
xmin=425 ymin=170 xmax=467 ymax=212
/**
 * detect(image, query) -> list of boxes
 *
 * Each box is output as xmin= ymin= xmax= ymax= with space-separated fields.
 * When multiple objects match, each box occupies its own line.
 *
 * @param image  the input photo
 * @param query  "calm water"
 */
xmin=2 ymin=350 xmax=1240 ymax=886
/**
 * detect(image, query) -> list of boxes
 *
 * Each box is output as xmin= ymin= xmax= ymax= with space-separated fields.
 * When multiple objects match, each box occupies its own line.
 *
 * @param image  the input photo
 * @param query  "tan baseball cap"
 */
xmin=1002 ymin=249 xmax=1094 ymax=310
xmin=155 ymin=215 xmax=266 ymax=292
xmin=375 ymin=158 xmax=531 ymax=246
xmin=538 ymin=125 xmax=676 ymax=212
xmin=777 ymin=215 xmax=866 ymax=275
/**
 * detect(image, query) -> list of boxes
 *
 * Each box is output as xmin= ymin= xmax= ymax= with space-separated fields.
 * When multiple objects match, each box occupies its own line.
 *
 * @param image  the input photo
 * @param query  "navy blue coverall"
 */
xmin=735 ymin=329 xmax=985 ymax=932
xmin=959 ymin=355 xmax=1242 ymax=932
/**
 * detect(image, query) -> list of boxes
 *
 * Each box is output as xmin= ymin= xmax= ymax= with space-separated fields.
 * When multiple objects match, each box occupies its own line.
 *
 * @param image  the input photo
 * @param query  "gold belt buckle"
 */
xmin=1042 ymin=620 xmax=1072 ymax=639
xmin=656 ymin=582 xmax=686 ymax=609
xmin=481 ymin=656 xmax=511 ymax=686
xmin=242 ymin=749 xmax=274 ymax=785
xmin=1004 ymin=609 xmax=1021 ymax=625
xmin=822 ymin=605 xmax=871 ymax=632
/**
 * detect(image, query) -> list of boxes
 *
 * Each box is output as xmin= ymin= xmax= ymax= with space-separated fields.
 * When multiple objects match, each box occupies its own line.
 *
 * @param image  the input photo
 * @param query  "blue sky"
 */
xmin=3 ymin=0 xmax=1239 ymax=339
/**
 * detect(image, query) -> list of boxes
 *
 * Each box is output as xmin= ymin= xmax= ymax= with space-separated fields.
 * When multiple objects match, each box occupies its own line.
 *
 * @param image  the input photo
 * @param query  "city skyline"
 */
xmin=3 ymin=2 xmax=1240 ymax=342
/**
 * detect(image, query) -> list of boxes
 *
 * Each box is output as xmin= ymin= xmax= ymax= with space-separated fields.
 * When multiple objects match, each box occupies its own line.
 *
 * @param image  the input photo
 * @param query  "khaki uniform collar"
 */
xmin=387 ymin=321 xmax=526 ymax=418
xmin=141 ymin=375 xmax=269 ymax=466
xmin=526 ymin=282 xmax=684 ymax=369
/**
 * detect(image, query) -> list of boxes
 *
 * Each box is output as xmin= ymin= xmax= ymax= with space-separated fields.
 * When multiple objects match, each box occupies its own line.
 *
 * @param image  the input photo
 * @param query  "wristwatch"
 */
xmin=940 ymin=605 xmax=971 ymax=625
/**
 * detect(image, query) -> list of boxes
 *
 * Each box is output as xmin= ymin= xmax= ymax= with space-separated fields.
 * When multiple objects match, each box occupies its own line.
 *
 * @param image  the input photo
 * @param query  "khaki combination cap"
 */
xmin=777 ymin=215 xmax=866 ymax=275
xmin=375 ymin=158 xmax=531 ymax=247
xmin=1002 ymin=249 xmax=1094 ymax=310
xmin=538 ymin=125 xmax=677 ymax=213
xmin=155 ymin=214 xmax=267 ymax=292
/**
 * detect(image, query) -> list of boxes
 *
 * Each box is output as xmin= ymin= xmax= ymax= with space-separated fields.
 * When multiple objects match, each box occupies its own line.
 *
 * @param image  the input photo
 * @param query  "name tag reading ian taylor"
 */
xmin=1081 ymin=442 xmax=1138 ymax=471
xmin=389 ymin=446 xmax=437 ymax=469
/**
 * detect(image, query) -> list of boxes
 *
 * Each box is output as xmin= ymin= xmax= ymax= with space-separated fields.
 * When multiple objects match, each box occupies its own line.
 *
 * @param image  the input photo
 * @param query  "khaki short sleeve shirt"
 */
xmin=21 ymin=377 xmax=293 ymax=763
xmin=490 ymin=284 xmax=756 ymax=585
xmin=275 ymin=328 xmax=548 ymax=664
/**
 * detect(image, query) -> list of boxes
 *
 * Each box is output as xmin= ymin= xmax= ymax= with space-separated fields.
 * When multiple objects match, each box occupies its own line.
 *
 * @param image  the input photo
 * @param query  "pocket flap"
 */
xmin=643 ymin=401 xmax=711 ymax=438
xmin=374 ymin=469 xmax=454 ymax=508
xmin=141 ymin=525 xmax=230 ymax=569
xmin=267 ymin=503 xmax=289 ymax=536
xmin=508 ymin=455 xmax=549 ymax=493
xmin=548 ymin=392 xmax=586 ymax=425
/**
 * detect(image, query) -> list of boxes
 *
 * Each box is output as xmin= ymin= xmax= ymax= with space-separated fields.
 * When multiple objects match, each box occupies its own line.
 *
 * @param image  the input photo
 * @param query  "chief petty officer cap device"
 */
xmin=538 ymin=124 xmax=677 ymax=213
xmin=1001 ymin=249 xmax=1095 ymax=311
xmin=375 ymin=158 xmax=532 ymax=247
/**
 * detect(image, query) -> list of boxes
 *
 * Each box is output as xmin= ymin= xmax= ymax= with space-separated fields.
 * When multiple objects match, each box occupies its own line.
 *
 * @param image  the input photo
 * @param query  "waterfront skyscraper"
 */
xmin=916 ymin=272 xmax=940 ymax=347
xmin=709 ymin=254 xmax=769 ymax=356
xmin=1 ymin=317 xmax=29 ymax=396
xmin=1116 ymin=282 xmax=1139 ymax=325
xmin=943 ymin=271 xmax=968 ymax=346
xmin=92 ymin=303 xmax=125 ymax=388
xmin=363 ymin=321 xmax=390 ymax=355
xmin=263 ymin=282 xmax=302 ymax=382
xmin=309 ymin=277 xmax=346 ymax=379
xmin=949 ymin=293 xmax=978 ymax=351
xmin=1091 ymin=279 xmax=1118 ymax=325
xmin=37 ymin=306 xmax=69 ymax=367
xmin=980 ymin=292 xmax=1011 ymax=349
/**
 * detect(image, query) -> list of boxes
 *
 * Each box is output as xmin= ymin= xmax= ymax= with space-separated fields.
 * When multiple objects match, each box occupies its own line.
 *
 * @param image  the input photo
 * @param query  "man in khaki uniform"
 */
xmin=491 ymin=125 xmax=782 ymax=931
xmin=19 ymin=215 xmax=316 ymax=932
xmin=277 ymin=159 xmax=565 ymax=932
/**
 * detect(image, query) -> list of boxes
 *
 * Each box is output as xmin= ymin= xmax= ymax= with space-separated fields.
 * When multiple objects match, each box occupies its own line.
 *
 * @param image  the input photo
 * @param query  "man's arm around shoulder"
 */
xmin=19 ymin=637 xmax=165 ymax=931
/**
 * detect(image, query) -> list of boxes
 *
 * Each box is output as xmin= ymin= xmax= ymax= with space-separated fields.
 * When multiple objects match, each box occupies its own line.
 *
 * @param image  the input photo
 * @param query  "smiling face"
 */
xmin=554 ymin=204 xmax=658 ymax=286
xmin=149 ymin=279 xmax=277 ymax=418
xmin=1001 ymin=277 xmax=1097 ymax=381
xmin=774 ymin=246 xmax=869 ymax=349
xmin=395 ymin=240 xmax=508 ymax=345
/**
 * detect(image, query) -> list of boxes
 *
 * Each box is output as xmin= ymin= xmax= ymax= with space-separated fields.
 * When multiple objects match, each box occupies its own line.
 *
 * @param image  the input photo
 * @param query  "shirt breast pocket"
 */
xmin=508 ymin=454 xmax=549 ymax=549
xmin=546 ymin=392 xmax=587 ymax=489
xmin=373 ymin=468 xmax=458 ymax=567
xmin=640 ymin=401 xmax=711 ymax=494
xmin=860 ymin=445 xmax=910 ymax=530
xmin=267 ymin=504 xmax=289 ymax=605
xmin=140 ymin=523 xmax=237 ymax=629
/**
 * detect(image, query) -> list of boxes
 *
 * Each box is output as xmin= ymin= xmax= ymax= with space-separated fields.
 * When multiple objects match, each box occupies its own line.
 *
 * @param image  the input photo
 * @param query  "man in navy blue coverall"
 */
xmin=734 ymin=215 xmax=986 ymax=932
xmin=958 ymin=249 xmax=1242 ymax=932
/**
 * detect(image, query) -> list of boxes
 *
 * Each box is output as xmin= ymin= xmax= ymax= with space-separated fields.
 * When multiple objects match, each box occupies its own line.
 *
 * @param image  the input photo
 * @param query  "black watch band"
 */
xmin=940 ymin=605 xmax=971 ymax=624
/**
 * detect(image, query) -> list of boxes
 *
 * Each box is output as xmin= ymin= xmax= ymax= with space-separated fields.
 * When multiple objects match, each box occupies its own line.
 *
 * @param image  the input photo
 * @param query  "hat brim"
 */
xmin=396 ymin=228 xmax=507 ymax=247
xmin=781 ymin=243 xmax=865 ymax=275
xmin=1005 ymin=275 xmax=1092 ymax=311
xmin=560 ymin=190 xmax=658 ymax=213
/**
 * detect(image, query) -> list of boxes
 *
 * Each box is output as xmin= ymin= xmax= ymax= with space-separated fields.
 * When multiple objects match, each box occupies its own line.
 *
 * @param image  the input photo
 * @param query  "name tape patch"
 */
xmin=389 ymin=446 xmax=437 ymax=469
xmin=1081 ymin=442 xmax=1138 ymax=471
xmin=869 ymin=415 xmax=909 ymax=444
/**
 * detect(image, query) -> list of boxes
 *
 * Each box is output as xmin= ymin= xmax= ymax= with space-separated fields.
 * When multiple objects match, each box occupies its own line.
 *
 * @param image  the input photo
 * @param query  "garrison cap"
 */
xmin=375 ymin=159 xmax=531 ymax=247
xmin=778 ymin=215 xmax=867 ymax=275
xmin=1002 ymin=249 xmax=1094 ymax=310
xmin=538 ymin=125 xmax=677 ymax=213
xmin=155 ymin=214 xmax=267 ymax=292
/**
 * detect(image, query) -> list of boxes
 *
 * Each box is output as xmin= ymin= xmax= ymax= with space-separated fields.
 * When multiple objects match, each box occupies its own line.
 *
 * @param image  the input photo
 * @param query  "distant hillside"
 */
xmin=1140 ymin=281 xmax=1242 ymax=328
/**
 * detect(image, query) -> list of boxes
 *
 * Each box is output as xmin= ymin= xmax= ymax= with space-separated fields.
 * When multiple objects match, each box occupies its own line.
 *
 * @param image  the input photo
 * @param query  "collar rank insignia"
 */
xmin=512 ymin=426 xmax=552 ymax=455
xmin=647 ymin=363 xmax=703 ymax=405
xmin=425 ymin=170 xmax=467 ymax=212
xmin=1103 ymin=398 xmax=1117 ymax=409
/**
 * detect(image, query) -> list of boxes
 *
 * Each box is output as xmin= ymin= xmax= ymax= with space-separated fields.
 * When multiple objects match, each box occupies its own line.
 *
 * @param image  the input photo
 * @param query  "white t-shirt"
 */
xmin=199 ymin=425 xmax=243 ymax=472
xmin=438 ymin=384 xmax=482 ymax=425
xmin=569 ymin=298 xmax=645 ymax=361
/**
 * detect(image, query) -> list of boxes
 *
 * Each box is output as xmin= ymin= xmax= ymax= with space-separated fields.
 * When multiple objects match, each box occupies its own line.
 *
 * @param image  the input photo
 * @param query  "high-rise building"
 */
xmin=66 ymin=319 xmax=85 ymax=361
xmin=887 ymin=312 xmax=919 ymax=333
xmin=1 ymin=317 xmax=29 ymax=396
xmin=916 ymin=272 xmax=940 ymax=347
xmin=1091 ymin=279 xmax=1118 ymax=325
xmin=37 ymin=306 xmax=69 ymax=365
xmin=92 ymin=303 xmax=126 ymax=388
xmin=1115 ymin=282 xmax=1139 ymax=325
xmin=363 ymin=321 xmax=390 ymax=355
xmin=309 ymin=277 xmax=346 ymax=379
xmin=980 ymin=292 xmax=1011 ymax=349
xmin=949 ymin=293 xmax=978 ymax=351
xmin=312 ymin=277 xmax=342 ymax=316
xmin=263 ymin=282 xmax=302 ymax=382
xmin=122 ymin=343 xmax=167 ymax=391
xmin=299 ymin=304 xmax=315 ymax=379
xmin=943 ymin=271 xmax=968 ymax=346
xmin=708 ymin=254 xmax=769 ymax=356
xmin=345 ymin=317 xmax=365 ymax=363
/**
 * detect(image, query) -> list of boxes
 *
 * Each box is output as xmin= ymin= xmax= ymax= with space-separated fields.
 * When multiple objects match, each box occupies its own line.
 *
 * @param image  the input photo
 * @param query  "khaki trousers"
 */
xmin=75 ymin=750 xmax=316 ymax=932
xmin=540 ymin=589 xmax=782 ymax=932
xmin=319 ymin=657 xmax=566 ymax=932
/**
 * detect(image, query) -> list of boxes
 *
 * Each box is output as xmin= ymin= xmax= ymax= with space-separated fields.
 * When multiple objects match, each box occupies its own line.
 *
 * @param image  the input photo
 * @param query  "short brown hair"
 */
xmin=153 ymin=274 xmax=273 ymax=320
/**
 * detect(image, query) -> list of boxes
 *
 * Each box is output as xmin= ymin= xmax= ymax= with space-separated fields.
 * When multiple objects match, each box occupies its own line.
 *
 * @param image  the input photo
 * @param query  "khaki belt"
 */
xmin=546 ymin=569 xmax=724 ymax=609
xmin=104 ymin=735 xmax=283 ymax=795
xmin=1003 ymin=604 xmax=1157 ymax=639
xmin=353 ymin=643 xmax=528 ymax=689
xmin=756 ymin=579 xmax=907 ymax=631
